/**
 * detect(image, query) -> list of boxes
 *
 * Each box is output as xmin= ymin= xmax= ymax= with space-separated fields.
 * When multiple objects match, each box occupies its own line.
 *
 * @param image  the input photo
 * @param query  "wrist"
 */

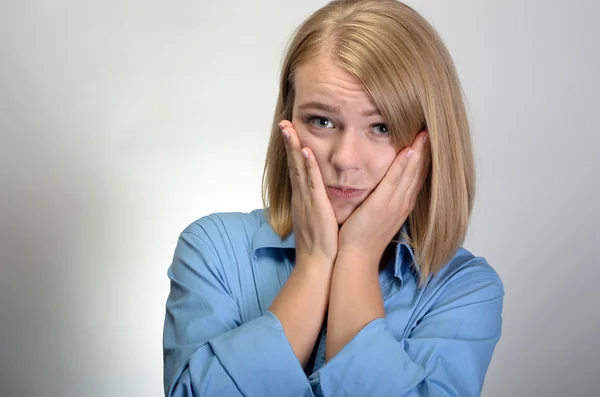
xmin=335 ymin=248 xmax=381 ymax=272
xmin=293 ymin=256 xmax=334 ymax=284
xmin=295 ymin=253 xmax=335 ymax=272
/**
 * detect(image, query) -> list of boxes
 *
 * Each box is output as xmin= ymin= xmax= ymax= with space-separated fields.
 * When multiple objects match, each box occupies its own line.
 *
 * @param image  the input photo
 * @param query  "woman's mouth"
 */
xmin=327 ymin=186 xmax=365 ymax=200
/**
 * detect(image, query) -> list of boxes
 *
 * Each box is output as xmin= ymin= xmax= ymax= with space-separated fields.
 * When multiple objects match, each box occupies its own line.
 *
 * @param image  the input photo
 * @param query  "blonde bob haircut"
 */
xmin=261 ymin=0 xmax=475 ymax=286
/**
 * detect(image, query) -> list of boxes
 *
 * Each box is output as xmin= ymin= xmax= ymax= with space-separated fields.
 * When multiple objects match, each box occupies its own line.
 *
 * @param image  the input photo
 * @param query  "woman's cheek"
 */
xmin=307 ymin=139 xmax=329 ymax=168
xmin=295 ymin=128 xmax=331 ymax=172
xmin=376 ymin=149 xmax=398 ymax=174
xmin=294 ymin=125 xmax=311 ymax=147
xmin=297 ymin=132 xmax=320 ymax=155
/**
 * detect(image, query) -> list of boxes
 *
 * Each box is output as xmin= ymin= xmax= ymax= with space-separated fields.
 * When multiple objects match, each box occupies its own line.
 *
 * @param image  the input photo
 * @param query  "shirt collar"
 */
xmin=252 ymin=209 xmax=420 ymax=282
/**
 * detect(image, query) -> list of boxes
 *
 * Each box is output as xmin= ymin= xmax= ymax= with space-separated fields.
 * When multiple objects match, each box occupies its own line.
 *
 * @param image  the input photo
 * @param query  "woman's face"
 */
xmin=292 ymin=57 xmax=398 ymax=224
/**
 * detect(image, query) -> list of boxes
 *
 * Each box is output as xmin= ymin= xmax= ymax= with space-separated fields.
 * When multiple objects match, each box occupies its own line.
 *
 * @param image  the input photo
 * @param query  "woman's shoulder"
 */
xmin=179 ymin=208 xmax=267 ymax=246
xmin=427 ymin=246 xmax=504 ymax=293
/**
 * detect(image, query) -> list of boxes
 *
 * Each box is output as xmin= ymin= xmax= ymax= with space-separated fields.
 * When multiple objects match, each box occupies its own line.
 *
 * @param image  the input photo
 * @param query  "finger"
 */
xmin=380 ymin=128 xmax=429 ymax=187
xmin=302 ymin=147 xmax=329 ymax=201
xmin=407 ymin=131 xmax=432 ymax=196
xmin=376 ymin=146 xmax=412 ymax=198
xmin=393 ymin=130 xmax=429 ymax=185
xmin=278 ymin=120 xmax=308 ymax=190
xmin=396 ymin=132 xmax=430 ymax=206
xmin=410 ymin=130 xmax=431 ymax=180
xmin=404 ymin=159 xmax=429 ymax=209
xmin=412 ymin=130 xmax=429 ymax=148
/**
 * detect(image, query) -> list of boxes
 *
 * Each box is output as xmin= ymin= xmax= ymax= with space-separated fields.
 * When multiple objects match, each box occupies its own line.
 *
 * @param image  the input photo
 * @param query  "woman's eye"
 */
xmin=305 ymin=115 xmax=334 ymax=129
xmin=373 ymin=124 xmax=389 ymax=135
xmin=302 ymin=115 xmax=389 ymax=136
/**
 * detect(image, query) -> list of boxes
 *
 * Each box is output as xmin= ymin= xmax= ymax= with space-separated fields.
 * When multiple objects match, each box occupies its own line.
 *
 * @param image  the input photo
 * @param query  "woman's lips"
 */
xmin=327 ymin=186 xmax=365 ymax=199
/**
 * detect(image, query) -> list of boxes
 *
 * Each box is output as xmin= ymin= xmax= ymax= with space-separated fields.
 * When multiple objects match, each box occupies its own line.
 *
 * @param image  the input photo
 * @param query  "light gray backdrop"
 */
xmin=1 ymin=1 xmax=598 ymax=396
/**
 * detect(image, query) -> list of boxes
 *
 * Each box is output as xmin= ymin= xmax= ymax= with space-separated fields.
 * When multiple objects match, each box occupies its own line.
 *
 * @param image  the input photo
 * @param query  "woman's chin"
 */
xmin=334 ymin=206 xmax=355 ymax=225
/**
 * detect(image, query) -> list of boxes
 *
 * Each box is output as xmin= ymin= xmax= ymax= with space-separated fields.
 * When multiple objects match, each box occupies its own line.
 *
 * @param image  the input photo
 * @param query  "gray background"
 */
xmin=1 ymin=0 xmax=598 ymax=396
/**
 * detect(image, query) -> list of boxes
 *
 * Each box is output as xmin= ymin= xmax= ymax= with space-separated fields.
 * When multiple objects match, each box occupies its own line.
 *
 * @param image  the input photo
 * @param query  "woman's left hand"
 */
xmin=338 ymin=130 xmax=431 ymax=266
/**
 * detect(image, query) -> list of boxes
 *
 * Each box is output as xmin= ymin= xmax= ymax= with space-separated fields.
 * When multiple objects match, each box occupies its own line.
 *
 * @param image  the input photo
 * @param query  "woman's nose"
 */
xmin=331 ymin=132 xmax=361 ymax=172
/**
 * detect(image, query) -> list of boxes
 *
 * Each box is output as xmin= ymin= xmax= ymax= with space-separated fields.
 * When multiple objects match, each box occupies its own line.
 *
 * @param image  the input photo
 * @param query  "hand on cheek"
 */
xmin=337 ymin=130 xmax=431 ymax=266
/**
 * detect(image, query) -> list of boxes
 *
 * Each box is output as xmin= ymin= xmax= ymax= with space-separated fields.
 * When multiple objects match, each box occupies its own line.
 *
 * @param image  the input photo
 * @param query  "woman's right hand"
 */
xmin=278 ymin=120 xmax=339 ymax=267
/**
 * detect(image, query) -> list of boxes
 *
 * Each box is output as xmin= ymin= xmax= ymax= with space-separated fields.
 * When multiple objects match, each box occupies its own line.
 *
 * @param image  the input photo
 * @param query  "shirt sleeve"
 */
xmin=163 ymin=229 xmax=314 ymax=397
xmin=309 ymin=268 xmax=504 ymax=397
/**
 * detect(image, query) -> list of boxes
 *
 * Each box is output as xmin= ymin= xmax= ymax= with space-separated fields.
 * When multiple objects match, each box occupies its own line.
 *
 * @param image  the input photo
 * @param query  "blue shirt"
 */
xmin=163 ymin=208 xmax=504 ymax=397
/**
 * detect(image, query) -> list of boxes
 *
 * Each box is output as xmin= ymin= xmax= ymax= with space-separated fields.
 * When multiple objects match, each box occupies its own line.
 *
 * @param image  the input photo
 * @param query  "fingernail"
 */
xmin=406 ymin=149 xmax=414 ymax=158
xmin=278 ymin=122 xmax=285 ymax=130
xmin=282 ymin=129 xmax=290 ymax=140
xmin=422 ymin=133 xmax=428 ymax=144
xmin=302 ymin=149 xmax=309 ymax=159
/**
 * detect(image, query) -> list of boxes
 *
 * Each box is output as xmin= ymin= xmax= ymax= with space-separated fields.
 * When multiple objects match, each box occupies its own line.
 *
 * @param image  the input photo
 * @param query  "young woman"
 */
xmin=163 ymin=1 xmax=504 ymax=396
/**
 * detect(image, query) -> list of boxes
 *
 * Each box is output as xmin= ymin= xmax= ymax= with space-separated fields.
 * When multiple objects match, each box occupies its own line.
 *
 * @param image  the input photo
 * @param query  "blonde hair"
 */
xmin=261 ymin=0 xmax=475 ymax=286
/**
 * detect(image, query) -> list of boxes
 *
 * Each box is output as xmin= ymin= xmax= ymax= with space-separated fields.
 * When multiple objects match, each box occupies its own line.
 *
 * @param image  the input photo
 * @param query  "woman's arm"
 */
xmin=269 ymin=258 xmax=333 ymax=369
xmin=314 ymin=256 xmax=503 ymax=396
xmin=325 ymin=252 xmax=384 ymax=362
xmin=270 ymin=120 xmax=339 ymax=369
xmin=163 ymin=229 xmax=316 ymax=397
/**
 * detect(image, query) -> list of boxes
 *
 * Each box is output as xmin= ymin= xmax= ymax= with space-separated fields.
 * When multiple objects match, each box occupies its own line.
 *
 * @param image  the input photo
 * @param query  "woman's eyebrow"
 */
xmin=297 ymin=101 xmax=381 ymax=117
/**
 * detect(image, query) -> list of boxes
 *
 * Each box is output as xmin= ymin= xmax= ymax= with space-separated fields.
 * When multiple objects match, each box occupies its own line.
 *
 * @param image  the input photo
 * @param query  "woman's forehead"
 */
xmin=295 ymin=57 xmax=361 ymax=88
xmin=293 ymin=59 xmax=377 ymax=109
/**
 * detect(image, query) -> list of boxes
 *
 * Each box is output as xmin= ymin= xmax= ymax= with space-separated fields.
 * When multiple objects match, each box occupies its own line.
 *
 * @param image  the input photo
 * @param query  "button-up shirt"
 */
xmin=163 ymin=208 xmax=504 ymax=396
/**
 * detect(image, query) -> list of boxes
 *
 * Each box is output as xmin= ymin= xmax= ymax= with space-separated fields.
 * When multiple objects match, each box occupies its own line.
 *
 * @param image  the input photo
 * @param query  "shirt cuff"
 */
xmin=314 ymin=318 xmax=424 ymax=396
xmin=209 ymin=311 xmax=313 ymax=397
